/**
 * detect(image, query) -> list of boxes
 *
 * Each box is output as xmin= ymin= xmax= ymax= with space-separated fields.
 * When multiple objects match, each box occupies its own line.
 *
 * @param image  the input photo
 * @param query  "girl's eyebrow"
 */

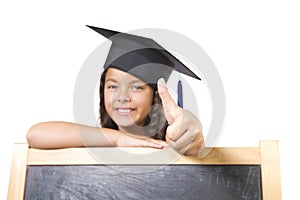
xmin=130 ymin=80 xmax=144 ymax=84
xmin=105 ymin=78 xmax=117 ymax=83
xmin=106 ymin=78 xmax=145 ymax=84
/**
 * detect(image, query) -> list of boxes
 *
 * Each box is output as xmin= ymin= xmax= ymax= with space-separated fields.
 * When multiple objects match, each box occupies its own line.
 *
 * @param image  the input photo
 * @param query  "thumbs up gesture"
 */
xmin=157 ymin=78 xmax=204 ymax=156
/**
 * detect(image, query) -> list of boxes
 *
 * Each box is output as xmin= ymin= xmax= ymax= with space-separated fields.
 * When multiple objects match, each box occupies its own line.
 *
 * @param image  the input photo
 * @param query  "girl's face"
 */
xmin=104 ymin=68 xmax=154 ymax=129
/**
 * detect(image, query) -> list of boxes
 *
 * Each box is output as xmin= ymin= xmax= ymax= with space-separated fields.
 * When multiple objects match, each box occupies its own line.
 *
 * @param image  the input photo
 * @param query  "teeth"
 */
xmin=117 ymin=108 xmax=131 ymax=113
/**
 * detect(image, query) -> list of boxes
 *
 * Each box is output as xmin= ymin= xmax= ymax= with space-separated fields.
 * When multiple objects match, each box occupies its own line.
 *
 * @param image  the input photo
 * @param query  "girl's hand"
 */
xmin=115 ymin=132 xmax=168 ymax=149
xmin=157 ymin=78 xmax=204 ymax=156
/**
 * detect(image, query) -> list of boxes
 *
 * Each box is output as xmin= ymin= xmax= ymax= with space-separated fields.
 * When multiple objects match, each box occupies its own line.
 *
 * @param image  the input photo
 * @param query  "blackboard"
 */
xmin=24 ymin=165 xmax=262 ymax=200
xmin=8 ymin=141 xmax=282 ymax=200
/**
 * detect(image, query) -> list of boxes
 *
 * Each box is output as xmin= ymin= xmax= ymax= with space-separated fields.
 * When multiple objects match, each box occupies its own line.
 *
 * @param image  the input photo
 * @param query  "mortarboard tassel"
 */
xmin=177 ymin=62 xmax=183 ymax=108
xmin=177 ymin=80 xmax=183 ymax=108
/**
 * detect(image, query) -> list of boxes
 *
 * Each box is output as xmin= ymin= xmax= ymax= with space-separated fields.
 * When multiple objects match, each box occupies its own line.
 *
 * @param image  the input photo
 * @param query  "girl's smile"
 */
xmin=114 ymin=107 xmax=135 ymax=115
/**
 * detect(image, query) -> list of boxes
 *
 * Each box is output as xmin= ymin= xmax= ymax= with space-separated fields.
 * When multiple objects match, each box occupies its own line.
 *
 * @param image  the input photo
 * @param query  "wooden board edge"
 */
xmin=7 ymin=143 xmax=29 ymax=200
xmin=27 ymin=146 xmax=261 ymax=165
xmin=260 ymin=140 xmax=282 ymax=200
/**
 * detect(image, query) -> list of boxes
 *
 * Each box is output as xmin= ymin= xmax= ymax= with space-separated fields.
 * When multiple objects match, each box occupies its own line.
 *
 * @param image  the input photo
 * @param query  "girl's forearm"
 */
xmin=26 ymin=121 xmax=121 ymax=149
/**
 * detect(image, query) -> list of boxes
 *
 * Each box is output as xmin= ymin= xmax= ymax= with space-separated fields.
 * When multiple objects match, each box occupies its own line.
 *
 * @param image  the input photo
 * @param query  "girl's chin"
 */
xmin=113 ymin=118 xmax=139 ymax=128
xmin=114 ymin=119 xmax=146 ymax=130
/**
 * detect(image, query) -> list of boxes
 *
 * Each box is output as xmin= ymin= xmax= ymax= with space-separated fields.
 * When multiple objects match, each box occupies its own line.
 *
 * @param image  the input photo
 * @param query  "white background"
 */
xmin=1 ymin=0 xmax=299 ymax=199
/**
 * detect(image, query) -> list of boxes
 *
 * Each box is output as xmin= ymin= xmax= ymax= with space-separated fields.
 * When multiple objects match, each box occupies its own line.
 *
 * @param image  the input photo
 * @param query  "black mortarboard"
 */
xmin=87 ymin=25 xmax=201 ymax=107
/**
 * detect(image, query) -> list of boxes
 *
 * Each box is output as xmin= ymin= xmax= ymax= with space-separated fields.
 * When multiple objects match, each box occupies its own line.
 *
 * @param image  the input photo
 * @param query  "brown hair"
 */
xmin=99 ymin=68 xmax=168 ymax=140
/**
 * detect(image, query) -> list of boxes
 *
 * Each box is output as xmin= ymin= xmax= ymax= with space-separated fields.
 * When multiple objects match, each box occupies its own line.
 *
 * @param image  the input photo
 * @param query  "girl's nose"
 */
xmin=116 ymin=89 xmax=131 ymax=103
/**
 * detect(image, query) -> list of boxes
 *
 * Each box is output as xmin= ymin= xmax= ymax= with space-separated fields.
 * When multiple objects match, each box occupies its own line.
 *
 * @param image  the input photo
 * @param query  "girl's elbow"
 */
xmin=26 ymin=122 xmax=46 ymax=148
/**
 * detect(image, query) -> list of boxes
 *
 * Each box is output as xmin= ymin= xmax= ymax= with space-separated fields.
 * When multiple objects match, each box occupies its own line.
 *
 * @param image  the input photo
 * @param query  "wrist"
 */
xmin=100 ymin=128 xmax=122 ymax=147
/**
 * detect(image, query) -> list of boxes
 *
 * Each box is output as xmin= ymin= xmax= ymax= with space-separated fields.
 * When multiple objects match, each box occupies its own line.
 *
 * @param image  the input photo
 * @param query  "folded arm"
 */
xmin=26 ymin=121 xmax=167 ymax=149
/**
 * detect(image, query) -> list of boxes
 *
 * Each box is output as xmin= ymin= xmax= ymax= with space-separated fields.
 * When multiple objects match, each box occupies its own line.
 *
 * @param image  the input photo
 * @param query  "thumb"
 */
xmin=157 ymin=78 xmax=180 ymax=124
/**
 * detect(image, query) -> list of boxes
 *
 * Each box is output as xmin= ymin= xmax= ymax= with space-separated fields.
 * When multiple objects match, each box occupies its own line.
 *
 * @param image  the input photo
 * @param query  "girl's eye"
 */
xmin=132 ymin=85 xmax=143 ymax=91
xmin=107 ymin=85 xmax=118 ymax=90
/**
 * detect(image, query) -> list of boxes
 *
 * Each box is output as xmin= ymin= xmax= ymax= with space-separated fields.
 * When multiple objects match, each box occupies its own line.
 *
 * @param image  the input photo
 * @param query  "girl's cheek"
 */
xmin=134 ymin=93 xmax=151 ymax=105
xmin=104 ymin=92 xmax=114 ymax=109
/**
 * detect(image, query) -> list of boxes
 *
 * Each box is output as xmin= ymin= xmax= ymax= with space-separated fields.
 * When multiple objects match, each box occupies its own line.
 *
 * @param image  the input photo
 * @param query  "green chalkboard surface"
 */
xmin=24 ymin=165 xmax=262 ymax=200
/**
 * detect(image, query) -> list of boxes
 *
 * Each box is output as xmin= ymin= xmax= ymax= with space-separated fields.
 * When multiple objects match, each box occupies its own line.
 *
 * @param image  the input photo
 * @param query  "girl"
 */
xmin=26 ymin=26 xmax=204 ymax=156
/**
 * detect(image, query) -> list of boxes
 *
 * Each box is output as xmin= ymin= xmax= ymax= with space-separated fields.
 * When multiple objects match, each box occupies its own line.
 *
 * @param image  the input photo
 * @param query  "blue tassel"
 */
xmin=177 ymin=80 xmax=183 ymax=108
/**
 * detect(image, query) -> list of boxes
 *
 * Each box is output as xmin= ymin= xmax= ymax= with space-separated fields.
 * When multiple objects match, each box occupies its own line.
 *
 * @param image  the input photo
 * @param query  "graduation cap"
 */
xmin=86 ymin=25 xmax=201 ymax=108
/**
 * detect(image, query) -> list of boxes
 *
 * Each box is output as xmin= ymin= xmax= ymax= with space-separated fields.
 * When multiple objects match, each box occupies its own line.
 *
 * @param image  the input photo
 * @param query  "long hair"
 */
xmin=99 ymin=68 xmax=168 ymax=140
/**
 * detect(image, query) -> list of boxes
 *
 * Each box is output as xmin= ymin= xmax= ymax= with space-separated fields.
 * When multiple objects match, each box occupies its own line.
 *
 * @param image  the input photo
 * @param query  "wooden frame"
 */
xmin=8 ymin=140 xmax=281 ymax=200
